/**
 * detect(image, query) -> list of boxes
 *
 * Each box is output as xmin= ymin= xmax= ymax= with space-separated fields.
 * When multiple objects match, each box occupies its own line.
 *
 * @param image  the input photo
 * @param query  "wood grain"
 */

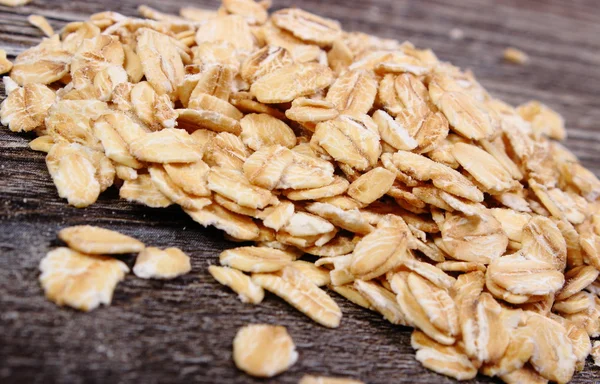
xmin=1 ymin=1 xmax=599 ymax=383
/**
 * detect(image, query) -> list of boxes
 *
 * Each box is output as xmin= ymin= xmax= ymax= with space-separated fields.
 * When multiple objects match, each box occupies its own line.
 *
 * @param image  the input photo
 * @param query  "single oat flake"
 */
xmin=503 ymin=47 xmax=529 ymax=65
xmin=232 ymin=324 xmax=298 ymax=377
xmin=208 ymin=265 xmax=265 ymax=304
xmin=58 ymin=225 xmax=145 ymax=255
xmin=39 ymin=247 xmax=129 ymax=312
xmin=133 ymin=247 xmax=192 ymax=280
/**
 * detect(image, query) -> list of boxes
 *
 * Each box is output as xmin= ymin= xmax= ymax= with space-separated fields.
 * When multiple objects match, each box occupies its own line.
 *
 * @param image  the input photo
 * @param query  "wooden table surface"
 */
xmin=1 ymin=1 xmax=599 ymax=383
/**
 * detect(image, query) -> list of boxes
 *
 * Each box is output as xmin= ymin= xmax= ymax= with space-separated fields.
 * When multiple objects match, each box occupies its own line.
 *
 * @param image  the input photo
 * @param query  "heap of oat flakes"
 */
xmin=2 ymin=1 xmax=600 ymax=383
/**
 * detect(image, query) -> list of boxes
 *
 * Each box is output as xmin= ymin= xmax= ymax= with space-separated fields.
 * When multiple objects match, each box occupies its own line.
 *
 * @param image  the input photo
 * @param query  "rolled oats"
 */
xmin=326 ymin=69 xmax=377 ymax=115
xmin=312 ymin=115 xmax=381 ymax=171
xmin=10 ymin=35 xmax=71 ymax=85
xmin=186 ymin=204 xmax=260 ymax=241
xmin=391 ymin=273 xmax=456 ymax=345
xmin=452 ymin=142 xmax=518 ymax=193
xmin=1 ymin=83 xmax=55 ymax=132
xmin=555 ymin=265 xmax=600 ymax=301
xmin=0 ymin=50 xmax=13 ymax=74
xmin=4 ymin=3 xmax=600 ymax=383
xmin=130 ymin=128 xmax=202 ymax=163
xmin=503 ymin=47 xmax=529 ymax=65
xmin=291 ymin=260 xmax=331 ymax=287
xmin=149 ymin=165 xmax=211 ymax=211
xmin=499 ymin=366 xmax=549 ymax=384
xmin=285 ymin=97 xmax=339 ymax=124
xmin=481 ymin=326 xmax=534 ymax=377
xmin=39 ymin=247 xmax=129 ymax=312
xmin=209 ymin=265 xmax=265 ymax=304
xmin=27 ymin=15 xmax=54 ymax=37
xmin=131 ymin=81 xmax=177 ymax=130
xmin=133 ymin=247 xmax=191 ymax=279
xmin=261 ymin=23 xmax=321 ymax=63
xmin=164 ymin=161 xmax=211 ymax=197
xmin=253 ymin=266 xmax=342 ymax=327
xmin=219 ymin=246 xmax=294 ymax=272
xmin=45 ymin=100 xmax=109 ymax=150
xmin=488 ymin=254 xmax=565 ymax=296
xmin=517 ymin=100 xmax=566 ymax=141
xmin=58 ymin=225 xmax=144 ymax=255
xmin=205 ymin=132 xmax=249 ymax=170
xmin=208 ymin=167 xmax=273 ymax=209
xmin=46 ymin=143 xmax=102 ymax=208
xmin=271 ymin=8 xmax=341 ymax=47
xmin=1 ymin=0 xmax=32 ymax=6
xmin=350 ymin=216 xmax=408 ymax=280
xmin=440 ymin=211 xmax=508 ymax=264
xmin=526 ymin=313 xmax=576 ymax=383
xmin=354 ymin=279 xmax=407 ymax=325
xmin=29 ymin=135 xmax=54 ymax=153
xmin=347 ymin=167 xmax=396 ymax=205
xmin=429 ymin=74 xmax=499 ymax=140
xmin=120 ymin=174 xmax=172 ymax=208
xmin=251 ymin=62 xmax=334 ymax=103
xmin=391 ymin=151 xmax=484 ymax=202
xmin=240 ymin=113 xmax=296 ymax=150
xmin=137 ymin=28 xmax=184 ymax=96
xmin=196 ymin=14 xmax=255 ymax=52
xmin=232 ymin=324 xmax=298 ymax=377
xmin=402 ymin=258 xmax=456 ymax=290
xmin=241 ymin=45 xmax=292 ymax=83
xmin=411 ymin=330 xmax=477 ymax=381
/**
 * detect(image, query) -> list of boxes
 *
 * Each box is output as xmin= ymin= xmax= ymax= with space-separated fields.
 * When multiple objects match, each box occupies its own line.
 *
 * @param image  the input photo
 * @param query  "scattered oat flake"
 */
xmin=504 ymin=47 xmax=529 ymax=65
xmin=58 ymin=225 xmax=144 ymax=255
xmin=233 ymin=324 xmax=298 ymax=377
xmin=39 ymin=247 xmax=129 ymax=312
xmin=133 ymin=247 xmax=191 ymax=280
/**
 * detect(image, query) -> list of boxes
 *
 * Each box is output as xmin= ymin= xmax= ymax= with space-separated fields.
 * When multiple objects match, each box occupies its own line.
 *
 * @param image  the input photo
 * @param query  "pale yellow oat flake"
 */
xmin=39 ymin=247 xmax=129 ymax=312
xmin=208 ymin=265 xmax=264 ymax=304
xmin=233 ymin=324 xmax=298 ymax=377
xmin=503 ymin=47 xmax=529 ymax=65
xmin=133 ymin=247 xmax=191 ymax=280
xmin=219 ymin=246 xmax=295 ymax=273
xmin=253 ymin=266 xmax=342 ymax=328
xmin=27 ymin=15 xmax=55 ymax=37
xmin=59 ymin=225 xmax=144 ymax=255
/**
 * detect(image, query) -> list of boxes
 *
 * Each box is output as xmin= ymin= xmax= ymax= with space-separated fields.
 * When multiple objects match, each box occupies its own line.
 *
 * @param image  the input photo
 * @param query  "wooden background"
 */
xmin=1 ymin=0 xmax=599 ymax=383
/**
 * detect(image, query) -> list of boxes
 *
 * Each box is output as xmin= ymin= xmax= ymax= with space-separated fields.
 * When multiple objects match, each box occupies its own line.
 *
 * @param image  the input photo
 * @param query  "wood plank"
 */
xmin=1 ymin=1 xmax=599 ymax=383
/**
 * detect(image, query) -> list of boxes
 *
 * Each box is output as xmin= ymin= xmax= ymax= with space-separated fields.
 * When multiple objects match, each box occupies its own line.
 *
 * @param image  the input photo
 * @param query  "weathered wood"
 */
xmin=0 ymin=1 xmax=599 ymax=383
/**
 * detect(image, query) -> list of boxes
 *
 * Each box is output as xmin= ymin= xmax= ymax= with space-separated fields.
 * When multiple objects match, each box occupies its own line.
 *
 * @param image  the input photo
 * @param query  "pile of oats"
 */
xmin=3 ymin=1 xmax=600 ymax=382
xmin=40 ymin=225 xmax=191 ymax=311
